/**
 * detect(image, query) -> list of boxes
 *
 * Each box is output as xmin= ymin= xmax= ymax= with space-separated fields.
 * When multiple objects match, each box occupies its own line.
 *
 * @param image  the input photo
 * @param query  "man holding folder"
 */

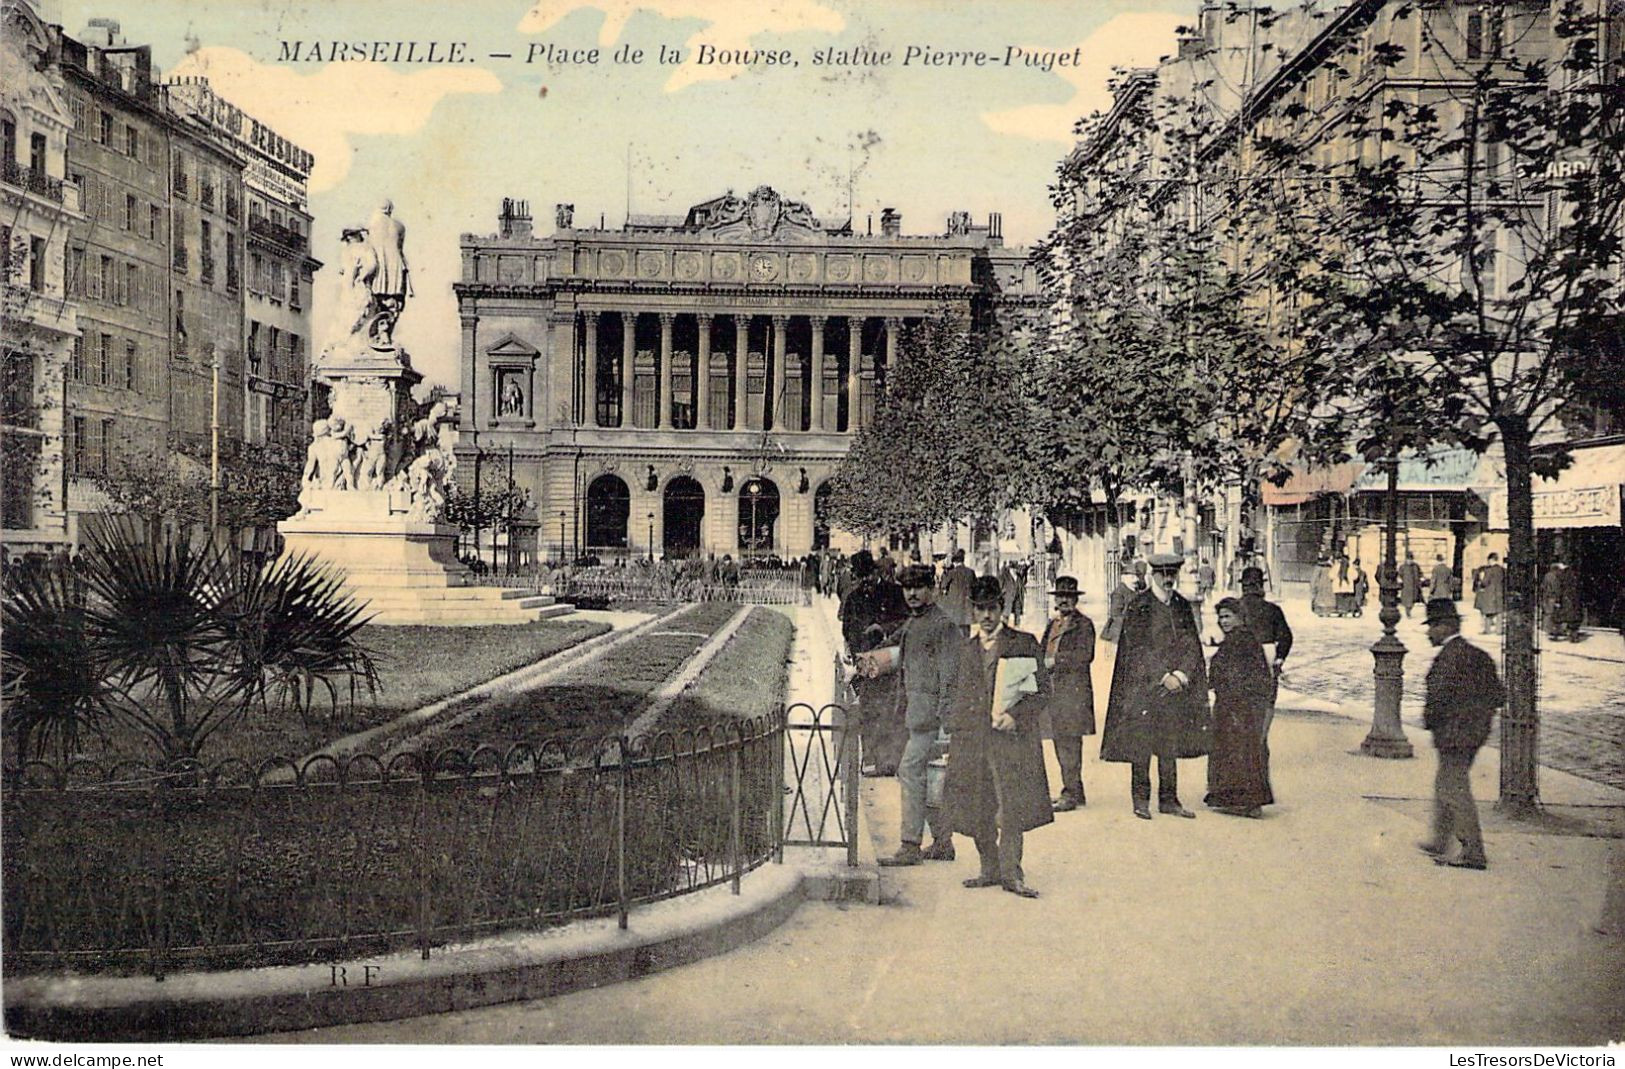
xmin=943 ymin=577 xmax=1054 ymax=898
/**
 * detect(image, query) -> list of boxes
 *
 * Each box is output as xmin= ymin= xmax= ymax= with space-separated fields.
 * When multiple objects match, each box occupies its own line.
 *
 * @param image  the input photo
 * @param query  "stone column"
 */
xmin=460 ymin=311 xmax=479 ymax=428
xmin=770 ymin=314 xmax=788 ymax=431
xmin=658 ymin=312 xmax=674 ymax=430
xmin=582 ymin=311 xmax=599 ymax=427
xmin=696 ymin=312 xmax=712 ymax=430
xmin=734 ymin=314 xmax=749 ymax=430
xmin=620 ymin=312 xmax=636 ymax=428
xmin=884 ymin=316 xmax=901 ymax=393
xmin=549 ymin=310 xmax=575 ymax=426
xmin=809 ymin=315 xmax=826 ymax=432
xmin=846 ymin=317 xmax=862 ymax=432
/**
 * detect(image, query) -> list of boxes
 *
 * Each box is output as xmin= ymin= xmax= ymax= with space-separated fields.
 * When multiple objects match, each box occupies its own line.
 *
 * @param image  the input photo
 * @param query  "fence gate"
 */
xmin=781 ymin=701 xmax=859 ymax=864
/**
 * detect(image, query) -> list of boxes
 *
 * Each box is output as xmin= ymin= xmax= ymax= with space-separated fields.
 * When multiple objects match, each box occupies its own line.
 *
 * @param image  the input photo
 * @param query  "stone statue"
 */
xmin=298 ymin=417 xmax=356 ymax=511
xmin=392 ymin=398 xmax=458 ymax=522
xmin=356 ymin=419 xmax=393 ymax=490
xmin=556 ymin=203 xmax=574 ymax=230
xmin=367 ymin=198 xmax=410 ymax=329
xmin=500 ymin=377 xmax=524 ymax=417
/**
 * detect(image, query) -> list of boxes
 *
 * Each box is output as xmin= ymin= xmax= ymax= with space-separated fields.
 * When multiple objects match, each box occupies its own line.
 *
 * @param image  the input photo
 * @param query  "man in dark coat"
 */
xmin=1473 ymin=552 xmax=1506 ymax=635
xmin=1101 ymin=562 xmax=1142 ymax=644
xmin=869 ymin=564 xmax=961 ymax=866
xmin=841 ymin=550 xmax=909 ymax=776
xmin=1100 ymin=553 xmax=1211 ymax=820
xmin=1541 ymin=559 xmax=1581 ymax=641
xmin=1041 ymin=575 xmax=1096 ymax=811
xmin=945 ymin=576 xmax=1052 ymax=897
xmin=1400 ymin=553 xmax=1425 ymax=617
xmin=1430 ymin=554 xmax=1455 ymax=603
xmin=1237 ymin=565 xmax=1293 ymax=742
xmin=1418 ymin=599 xmax=1503 ymax=870
xmin=938 ymin=548 xmax=976 ymax=633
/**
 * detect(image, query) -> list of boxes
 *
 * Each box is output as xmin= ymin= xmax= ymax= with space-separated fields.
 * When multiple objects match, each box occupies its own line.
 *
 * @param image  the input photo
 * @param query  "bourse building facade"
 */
xmin=454 ymin=187 xmax=1038 ymax=561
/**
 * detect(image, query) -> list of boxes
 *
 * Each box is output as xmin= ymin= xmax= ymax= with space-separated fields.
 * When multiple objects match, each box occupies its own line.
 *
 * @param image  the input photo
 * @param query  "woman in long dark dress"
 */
xmin=1204 ymin=596 xmax=1276 ymax=818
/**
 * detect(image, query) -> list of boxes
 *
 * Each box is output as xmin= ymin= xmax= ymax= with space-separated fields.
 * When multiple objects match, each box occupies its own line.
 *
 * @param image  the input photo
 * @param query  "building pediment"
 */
xmin=485 ymin=333 xmax=539 ymax=361
xmin=688 ymin=186 xmax=824 ymax=244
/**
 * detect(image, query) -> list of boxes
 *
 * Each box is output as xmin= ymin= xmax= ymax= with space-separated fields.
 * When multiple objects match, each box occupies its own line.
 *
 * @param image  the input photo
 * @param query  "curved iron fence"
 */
xmin=2 ymin=713 xmax=787 ymax=979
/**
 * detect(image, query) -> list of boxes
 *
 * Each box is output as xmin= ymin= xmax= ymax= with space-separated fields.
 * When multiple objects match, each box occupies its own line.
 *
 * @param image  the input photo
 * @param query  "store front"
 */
xmin=1522 ymin=441 xmax=1625 ymax=628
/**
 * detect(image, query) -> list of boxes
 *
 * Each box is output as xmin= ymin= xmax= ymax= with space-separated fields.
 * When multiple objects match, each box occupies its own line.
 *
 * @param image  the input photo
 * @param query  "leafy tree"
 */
xmin=1263 ymin=1 xmax=1625 ymax=813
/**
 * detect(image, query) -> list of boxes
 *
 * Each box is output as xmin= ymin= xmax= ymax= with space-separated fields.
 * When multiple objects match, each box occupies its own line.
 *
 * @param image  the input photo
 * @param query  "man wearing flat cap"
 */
xmin=1101 ymin=552 xmax=1211 ymax=820
xmin=1041 ymin=576 xmax=1097 ymax=811
xmin=868 ymin=563 xmax=960 ymax=866
xmin=1418 ymin=598 xmax=1503 ymax=870
xmin=944 ymin=576 xmax=1053 ymax=897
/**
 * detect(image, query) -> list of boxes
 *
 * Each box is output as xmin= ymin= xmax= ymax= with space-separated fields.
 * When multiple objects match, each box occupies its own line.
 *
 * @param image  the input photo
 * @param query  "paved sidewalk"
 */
xmin=271 ymin=611 xmax=1625 ymax=1046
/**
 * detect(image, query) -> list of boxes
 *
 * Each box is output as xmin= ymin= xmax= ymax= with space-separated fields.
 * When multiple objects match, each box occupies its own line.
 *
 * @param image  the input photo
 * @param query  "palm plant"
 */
xmin=1 ymin=562 xmax=111 ymax=764
xmin=2 ymin=519 xmax=378 ymax=764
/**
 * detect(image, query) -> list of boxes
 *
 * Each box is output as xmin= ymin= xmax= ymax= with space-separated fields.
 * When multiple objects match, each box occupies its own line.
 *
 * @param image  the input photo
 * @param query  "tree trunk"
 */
xmin=1497 ymin=415 xmax=1540 ymax=817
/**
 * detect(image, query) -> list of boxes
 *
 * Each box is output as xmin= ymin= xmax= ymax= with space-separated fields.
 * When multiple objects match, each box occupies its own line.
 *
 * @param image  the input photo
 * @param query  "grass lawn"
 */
xmin=413 ymin=602 xmax=741 ymax=753
xmin=62 ymin=618 xmax=611 ymax=769
xmin=656 ymin=607 xmax=795 ymax=734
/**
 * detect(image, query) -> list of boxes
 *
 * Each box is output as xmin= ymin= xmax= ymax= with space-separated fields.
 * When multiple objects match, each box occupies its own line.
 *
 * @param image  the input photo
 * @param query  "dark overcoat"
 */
xmin=1100 ymin=589 xmax=1212 ymax=763
xmin=1041 ymin=609 xmax=1097 ymax=736
xmin=1474 ymin=564 xmax=1506 ymax=615
xmin=1203 ymin=625 xmax=1275 ymax=809
xmin=943 ymin=628 xmax=1054 ymax=837
xmin=1423 ymin=635 xmax=1503 ymax=753
xmin=1101 ymin=580 xmax=1137 ymax=643
xmin=1400 ymin=560 xmax=1424 ymax=608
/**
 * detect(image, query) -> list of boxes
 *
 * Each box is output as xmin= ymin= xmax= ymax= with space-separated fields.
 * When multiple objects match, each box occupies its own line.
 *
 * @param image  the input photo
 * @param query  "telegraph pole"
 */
xmin=210 ymin=351 xmax=221 ymax=535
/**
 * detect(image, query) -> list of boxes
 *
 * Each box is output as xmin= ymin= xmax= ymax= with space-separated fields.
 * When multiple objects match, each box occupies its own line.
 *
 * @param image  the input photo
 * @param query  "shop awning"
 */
xmin=1353 ymin=448 xmax=1482 ymax=493
xmin=1260 ymin=461 xmax=1366 ymax=506
xmin=1531 ymin=442 xmax=1625 ymax=529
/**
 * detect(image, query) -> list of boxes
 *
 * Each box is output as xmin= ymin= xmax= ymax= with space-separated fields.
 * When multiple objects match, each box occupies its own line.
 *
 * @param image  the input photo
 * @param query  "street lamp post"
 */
xmin=557 ymin=510 xmax=565 ymax=565
xmin=1363 ymin=454 xmax=1415 ymax=758
xmin=647 ymin=510 xmax=655 ymax=562
xmin=745 ymin=481 xmax=762 ymax=562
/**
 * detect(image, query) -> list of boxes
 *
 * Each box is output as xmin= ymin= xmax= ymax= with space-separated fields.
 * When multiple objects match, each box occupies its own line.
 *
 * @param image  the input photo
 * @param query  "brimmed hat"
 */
xmin=1051 ymin=576 xmax=1081 ymax=597
xmin=1240 ymin=566 xmax=1265 ymax=586
xmin=1424 ymin=598 xmax=1461 ymax=625
xmin=970 ymin=575 xmax=1005 ymax=608
xmin=1148 ymin=552 xmax=1183 ymax=572
xmin=898 ymin=564 xmax=935 ymax=590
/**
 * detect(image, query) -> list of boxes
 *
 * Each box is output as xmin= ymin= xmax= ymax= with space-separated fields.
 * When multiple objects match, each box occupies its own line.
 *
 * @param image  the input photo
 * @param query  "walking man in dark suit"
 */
xmin=1041 ymin=576 xmax=1096 ymax=811
xmin=1418 ymin=599 xmax=1504 ymax=871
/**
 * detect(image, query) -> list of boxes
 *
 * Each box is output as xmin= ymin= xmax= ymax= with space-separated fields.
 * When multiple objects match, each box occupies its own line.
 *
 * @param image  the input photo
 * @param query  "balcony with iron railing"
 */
xmin=248 ymin=216 xmax=306 ymax=252
xmin=2 ymin=160 xmax=65 ymax=205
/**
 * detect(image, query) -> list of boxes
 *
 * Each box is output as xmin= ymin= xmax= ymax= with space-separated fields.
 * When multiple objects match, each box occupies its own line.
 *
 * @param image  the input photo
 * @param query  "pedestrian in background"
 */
xmin=1101 ymin=560 xmax=1141 ymax=644
xmin=1351 ymin=558 xmax=1370 ymax=617
xmin=843 ymin=551 xmax=908 ymax=777
xmin=1418 ymin=599 xmax=1502 ymax=871
xmin=1400 ymin=552 xmax=1424 ymax=618
xmin=1041 ymin=576 xmax=1096 ymax=812
xmin=1474 ymin=553 xmax=1506 ymax=635
xmin=939 ymin=548 xmax=976 ymax=634
xmin=1431 ymin=554 xmax=1455 ymax=603
xmin=945 ymin=576 xmax=1052 ymax=898
xmin=1204 ymin=597 xmax=1275 ymax=818
xmin=1541 ymin=559 xmax=1582 ymax=642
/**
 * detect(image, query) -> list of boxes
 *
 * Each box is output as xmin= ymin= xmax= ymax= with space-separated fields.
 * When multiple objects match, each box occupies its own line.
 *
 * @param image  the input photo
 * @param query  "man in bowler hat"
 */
xmin=944 ymin=576 xmax=1053 ymax=897
xmin=1418 ymin=598 xmax=1503 ymax=870
xmin=1100 ymin=553 xmax=1211 ymax=820
xmin=1041 ymin=575 xmax=1096 ymax=811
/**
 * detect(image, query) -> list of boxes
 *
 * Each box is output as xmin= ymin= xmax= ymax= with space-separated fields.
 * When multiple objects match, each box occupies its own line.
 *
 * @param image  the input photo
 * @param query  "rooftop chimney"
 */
xmin=988 ymin=212 xmax=1003 ymax=242
xmin=499 ymin=197 xmax=533 ymax=239
xmin=880 ymin=207 xmax=901 ymax=237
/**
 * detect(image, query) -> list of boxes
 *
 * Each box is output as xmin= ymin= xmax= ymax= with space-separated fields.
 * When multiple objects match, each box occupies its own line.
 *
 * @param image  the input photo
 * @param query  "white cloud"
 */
xmin=980 ymin=12 xmax=1186 ymax=145
xmin=166 ymin=47 xmax=502 ymax=192
xmin=517 ymin=0 xmax=844 ymax=92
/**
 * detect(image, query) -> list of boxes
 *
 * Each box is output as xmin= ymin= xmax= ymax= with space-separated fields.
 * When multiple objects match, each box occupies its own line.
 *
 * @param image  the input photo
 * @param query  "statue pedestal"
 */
xmin=280 ymin=349 xmax=571 ymax=626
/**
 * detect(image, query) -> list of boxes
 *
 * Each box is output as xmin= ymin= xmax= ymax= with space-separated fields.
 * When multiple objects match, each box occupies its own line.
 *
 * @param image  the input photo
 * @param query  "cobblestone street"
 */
xmin=1264 ymin=595 xmax=1625 ymax=792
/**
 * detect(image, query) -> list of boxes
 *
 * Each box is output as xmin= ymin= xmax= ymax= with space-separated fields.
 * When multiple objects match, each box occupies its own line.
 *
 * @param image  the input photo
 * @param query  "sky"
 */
xmin=51 ymin=0 xmax=1195 ymax=389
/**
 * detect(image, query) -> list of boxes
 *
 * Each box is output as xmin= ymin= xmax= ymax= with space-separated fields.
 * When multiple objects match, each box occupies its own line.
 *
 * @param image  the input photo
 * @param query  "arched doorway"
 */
xmin=812 ymin=482 xmax=833 ymax=550
xmin=585 ymin=474 xmax=629 ymax=550
xmin=737 ymin=477 xmax=780 ymax=559
xmin=662 ymin=476 xmax=705 ymax=559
